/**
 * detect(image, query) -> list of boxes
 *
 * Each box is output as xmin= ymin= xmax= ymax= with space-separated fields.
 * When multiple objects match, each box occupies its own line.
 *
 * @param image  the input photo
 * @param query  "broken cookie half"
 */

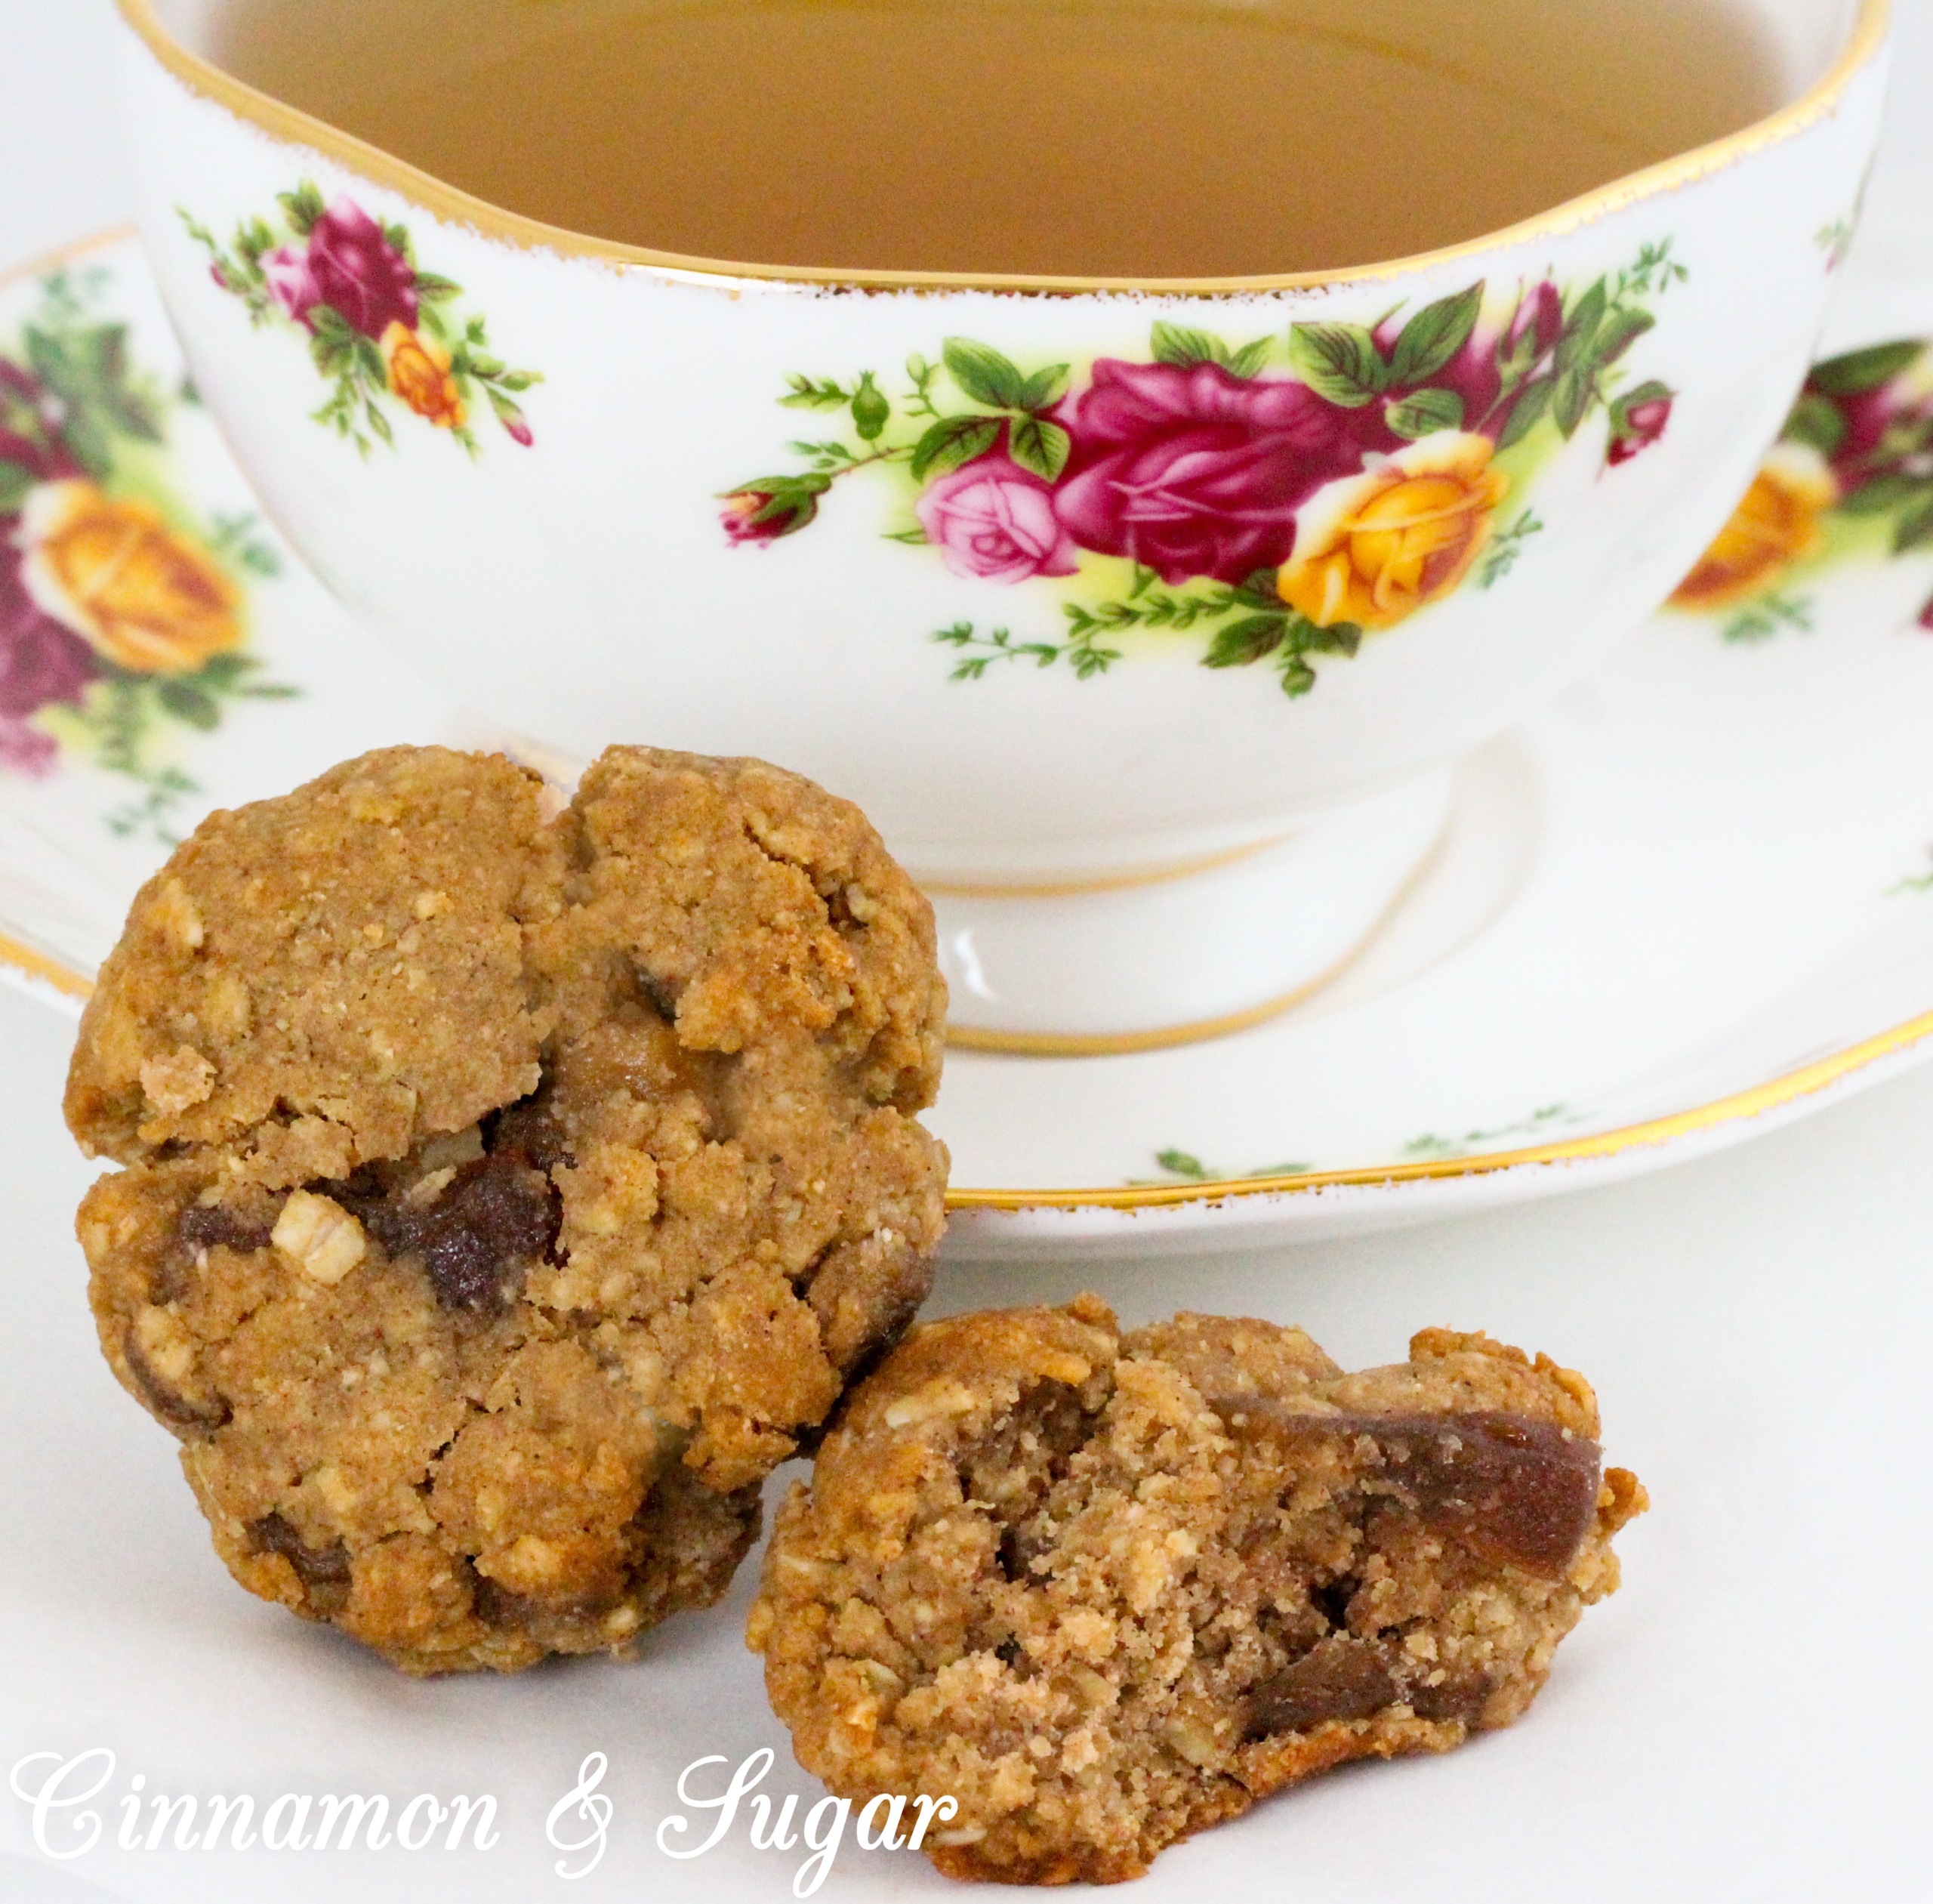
xmin=67 ymin=744 xmax=949 ymax=1674
xmin=750 ymin=1297 xmax=1645 ymax=1884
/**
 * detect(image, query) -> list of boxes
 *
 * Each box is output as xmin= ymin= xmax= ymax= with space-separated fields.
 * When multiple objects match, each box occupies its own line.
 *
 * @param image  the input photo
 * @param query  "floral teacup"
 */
xmin=109 ymin=0 xmax=1888 ymax=1048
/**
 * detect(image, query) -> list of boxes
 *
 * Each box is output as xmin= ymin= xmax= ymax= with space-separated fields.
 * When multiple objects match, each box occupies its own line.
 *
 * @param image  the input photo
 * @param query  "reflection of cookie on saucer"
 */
xmin=751 ymin=1297 xmax=1645 ymax=1884
xmin=67 ymin=744 xmax=949 ymax=1674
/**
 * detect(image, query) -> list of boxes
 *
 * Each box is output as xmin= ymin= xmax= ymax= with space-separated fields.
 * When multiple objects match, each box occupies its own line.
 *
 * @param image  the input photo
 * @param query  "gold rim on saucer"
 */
xmin=115 ymin=0 xmax=1889 ymax=298
xmin=0 ymin=932 xmax=94 ymax=1005
xmin=947 ymin=1007 xmax=1933 ymax=1209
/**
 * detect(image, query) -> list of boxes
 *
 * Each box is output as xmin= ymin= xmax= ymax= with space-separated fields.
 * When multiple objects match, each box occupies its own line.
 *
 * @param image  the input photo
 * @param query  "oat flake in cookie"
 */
xmin=67 ymin=745 xmax=948 ymax=1674
xmin=751 ymin=1297 xmax=1646 ymax=1884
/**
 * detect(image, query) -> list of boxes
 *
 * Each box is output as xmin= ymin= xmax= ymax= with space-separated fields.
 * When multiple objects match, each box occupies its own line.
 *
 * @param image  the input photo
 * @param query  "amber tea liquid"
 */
xmin=205 ymin=0 xmax=1785 ymax=279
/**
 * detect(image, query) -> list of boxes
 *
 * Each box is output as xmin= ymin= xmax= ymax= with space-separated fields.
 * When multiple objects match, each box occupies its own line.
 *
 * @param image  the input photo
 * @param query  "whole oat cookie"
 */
xmin=750 ymin=1296 xmax=1646 ymax=1884
xmin=69 ymin=744 xmax=948 ymax=1674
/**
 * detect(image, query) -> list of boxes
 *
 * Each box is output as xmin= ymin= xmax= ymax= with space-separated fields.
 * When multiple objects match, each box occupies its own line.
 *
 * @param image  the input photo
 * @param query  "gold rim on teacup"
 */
xmin=115 ymin=0 xmax=1890 ymax=296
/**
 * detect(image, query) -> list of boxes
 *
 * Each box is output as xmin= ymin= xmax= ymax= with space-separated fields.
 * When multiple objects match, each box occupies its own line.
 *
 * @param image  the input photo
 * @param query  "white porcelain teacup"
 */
xmin=110 ymin=0 xmax=1889 ymax=1049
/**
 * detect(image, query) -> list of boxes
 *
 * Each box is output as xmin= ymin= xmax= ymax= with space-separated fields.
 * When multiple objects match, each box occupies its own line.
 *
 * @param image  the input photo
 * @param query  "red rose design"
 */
xmin=1827 ymin=384 xmax=1897 ymax=478
xmin=916 ymin=455 xmax=1078 ymax=584
xmin=0 ymin=711 xmax=57 ymax=776
xmin=1608 ymin=388 xmax=1673 ymax=465
xmin=0 ymin=360 xmax=82 ymax=483
xmin=1401 ymin=283 xmax=1560 ymax=437
xmin=261 ymin=245 xmax=318 ymax=326
xmin=266 ymin=198 xmax=418 ymax=341
xmin=2 ymin=528 xmax=96 ymax=721
xmin=1053 ymin=360 xmax=1373 ymax=585
xmin=1814 ymin=372 xmax=1933 ymax=494
xmin=1500 ymin=281 xmax=1564 ymax=371
xmin=721 ymin=483 xmax=821 ymax=545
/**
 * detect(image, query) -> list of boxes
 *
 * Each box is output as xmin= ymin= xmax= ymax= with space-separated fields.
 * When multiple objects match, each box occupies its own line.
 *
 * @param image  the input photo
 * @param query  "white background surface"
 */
xmin=4 ymin=4 xmax=1933 ymax=1899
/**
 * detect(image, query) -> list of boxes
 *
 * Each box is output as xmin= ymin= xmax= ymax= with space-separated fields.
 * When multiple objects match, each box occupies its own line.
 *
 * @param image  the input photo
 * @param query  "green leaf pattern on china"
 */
xmin=717 ymin=237 xmax=1691 ymax=698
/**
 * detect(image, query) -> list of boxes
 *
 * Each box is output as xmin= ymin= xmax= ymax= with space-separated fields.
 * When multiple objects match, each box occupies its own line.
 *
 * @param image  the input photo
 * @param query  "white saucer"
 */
xmin=8 ymin=232 xmax=1933 ymax=1259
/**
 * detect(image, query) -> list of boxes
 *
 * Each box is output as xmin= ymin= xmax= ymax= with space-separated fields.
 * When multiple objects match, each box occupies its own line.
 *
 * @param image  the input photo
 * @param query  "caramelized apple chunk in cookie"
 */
xmin=750 ymin=1297 xmax=1645 ymax=1884
xmin=68 ymin=744 xmax=948 ymax=1674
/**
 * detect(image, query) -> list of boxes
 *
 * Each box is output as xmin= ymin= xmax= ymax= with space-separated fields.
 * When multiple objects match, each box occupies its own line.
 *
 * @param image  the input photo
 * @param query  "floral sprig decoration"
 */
xmin=1670 ymin=338 xmax=1933 ymax=638
xmin=723 ymin=241 xmax=1682 ymax=697
xmin=1 ymin=267 xmax=293 ymax=838
xmin=183 ymin=184 xmax=542 ymax=456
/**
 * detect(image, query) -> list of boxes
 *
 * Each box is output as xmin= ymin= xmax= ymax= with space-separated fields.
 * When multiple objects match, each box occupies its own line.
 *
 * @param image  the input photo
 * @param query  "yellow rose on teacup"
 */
xmin=380 ymin=321 xmax=466 ymax=430
xmin=1278 ymin=433 xmax=1510 ymax=631
xmin=1667 ymin=443 xmax=1838 ymax=612
xmin=17 ymin=480 xmax=241 ymax=672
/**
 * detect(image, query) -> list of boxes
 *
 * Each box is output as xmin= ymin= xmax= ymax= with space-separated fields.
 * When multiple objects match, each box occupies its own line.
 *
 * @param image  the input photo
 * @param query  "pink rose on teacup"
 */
xmin=1052 ymin=360 xmax=1369 ymax=585
xmin=916 ymin=453 xmax=1078 ymax=584
xmin=264 ymin=197 xmax=419 ymax=341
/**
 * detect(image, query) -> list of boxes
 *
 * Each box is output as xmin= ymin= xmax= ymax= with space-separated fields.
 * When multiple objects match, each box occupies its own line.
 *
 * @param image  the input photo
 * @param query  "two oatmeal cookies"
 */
xmin=66 ymin=745 xmax=949 ymax=1673
xmin=66 ymin=743 xmax=1646 ymax=1883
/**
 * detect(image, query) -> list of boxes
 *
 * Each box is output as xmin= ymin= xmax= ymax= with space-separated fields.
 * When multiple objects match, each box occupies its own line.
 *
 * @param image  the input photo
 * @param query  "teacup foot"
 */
xmin=923 ymin=774 xmax=1454 ymax=1056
